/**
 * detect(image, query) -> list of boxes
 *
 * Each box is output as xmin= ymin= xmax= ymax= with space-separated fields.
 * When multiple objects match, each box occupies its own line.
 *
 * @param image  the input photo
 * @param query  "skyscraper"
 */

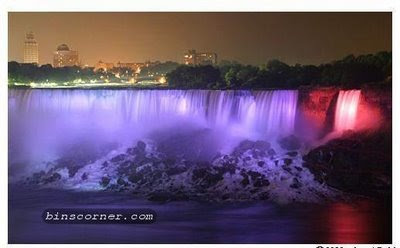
xmin=53 ymin=44 xmax=79 ymax=67
xmin=23 ymin=32 xmax=39 ymax=64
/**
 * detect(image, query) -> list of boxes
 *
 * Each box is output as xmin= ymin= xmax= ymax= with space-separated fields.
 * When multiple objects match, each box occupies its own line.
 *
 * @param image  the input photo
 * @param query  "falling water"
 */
xmin=8 ymin=89 xmax=298 ymax=165
xmin=334 ymin=90 xmax=361 ymax=132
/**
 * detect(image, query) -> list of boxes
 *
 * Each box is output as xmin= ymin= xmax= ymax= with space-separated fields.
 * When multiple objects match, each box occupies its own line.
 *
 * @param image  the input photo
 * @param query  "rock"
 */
xmin=153 ymin=171 xmax=163 ymax=180
xmin=254 ymin=178 xmax=270 ymax=187
xmin=222 ymin=194 xmax=230 ymax=200
xmin=267 ymin=148 xmax=276 ymax=156
xmin=111 ymin=154 xmax=127 ymax=163
xmin=192 ymin=167 xmax=223 ymax=187
xmin=303 ymin=131 xmax=391 ymax=198
xmin=81 ymin=172 xmax=88 ymax=181
xmin=232 ymin=140 xmax=254 ymax=155
xmin=101 ymin=161 xmax=109 ymax=168
xmin=137 ymin=140 xmax=146 ymax=151
xmin=290 ymin=178 xmax=302 ymax=189
xmin=192 ymin=168 xmax=207 ymax=181
xmin=117 ymin=161 xmax=136 ymax=175
xmin=257 ymin=161 xmax=265 ymax=167
xmin=126 ymin=147 xmax=135 ymax=155
xmin=254 ymin=140 xmax=271 ymax=150
xmin=241 ymin=175 xmax=250 ymax=186
xmin=294 ymin=166 xmax=303 ymax=172
xmin=215 ymin=162 xmax=236 ymax=175
xmin=282 ymin=165 xmax=292 ymax=173
xmin=286 ymin=151 xmax=298 ymax=157
xmin=259 ymin=191 xmax=269 ymax=200
xmin=28 ymin=170 xmax=46 ymax=184
xmin=43 ymin=173 xmax=62 ymax=184
xmin=247 ymin=171 xmax=263 ymax=181
xmin=283 ymin=158 xmax=292 ymax=166
xmin=100 ymin=176 xmax=110 ymax=187
xmin=128 ymin=172 xmax=142 ymax=184
xmin=166 ymin=166 xmax=186 ymax=176
xmin=232 ymin=140 xmax=271 ymax=156
xmin=117 ymin=178 xmax=126 ymax=185
xmin=278 ymin=135 xmax=301 ymax=150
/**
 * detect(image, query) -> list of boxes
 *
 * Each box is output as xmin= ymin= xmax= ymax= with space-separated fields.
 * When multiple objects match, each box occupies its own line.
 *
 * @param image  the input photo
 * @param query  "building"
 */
xmin=184 ymin=50 xmax=217 ymax=66
xmin=116 ymin=62 xmax=145 ymax=73
xmin=23 ymin=32 xmax=39 ymax=64
xmin=53 ymin=44 xmax=79 ymax=67
xmin=94 ymin=60 xmax=115 ymax=72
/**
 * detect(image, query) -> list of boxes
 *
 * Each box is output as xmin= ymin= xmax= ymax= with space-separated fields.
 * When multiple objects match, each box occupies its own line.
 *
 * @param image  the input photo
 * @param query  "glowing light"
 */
xmin=334 ymin=90 xmax=361 ymax=132
xmin=158 ymin=76 xmax=167 ymax=84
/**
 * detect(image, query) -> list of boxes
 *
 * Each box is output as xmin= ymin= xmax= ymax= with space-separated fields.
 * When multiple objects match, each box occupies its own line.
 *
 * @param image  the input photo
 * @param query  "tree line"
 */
xmin=9 ymin=51 xmax=391 ymax=89
xmin=8 ymin=61 xmax=180 ymax=85
xmin=166 ymin=51 xmax=392 ymax=89
xmin=8 ymin=62 xmax=111 ymax=84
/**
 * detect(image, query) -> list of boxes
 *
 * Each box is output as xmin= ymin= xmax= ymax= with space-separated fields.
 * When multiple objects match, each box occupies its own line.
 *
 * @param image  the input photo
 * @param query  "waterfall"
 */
xmin=8 ymin=89 xmax=298 ymax=164
xmin=334 ymin=90 xmax=361 ymax=132
xmin=9 ymin=89 xmax=298 ymax=136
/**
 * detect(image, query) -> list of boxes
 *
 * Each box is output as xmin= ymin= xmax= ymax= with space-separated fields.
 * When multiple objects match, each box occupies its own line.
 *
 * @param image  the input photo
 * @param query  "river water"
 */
xmin=9 ymin=185 xmax=391 ymax=244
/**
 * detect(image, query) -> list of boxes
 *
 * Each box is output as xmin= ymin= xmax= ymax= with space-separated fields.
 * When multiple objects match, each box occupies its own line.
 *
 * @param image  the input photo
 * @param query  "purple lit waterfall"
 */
xmin=8 ymin=89 xmax=298 ymax=166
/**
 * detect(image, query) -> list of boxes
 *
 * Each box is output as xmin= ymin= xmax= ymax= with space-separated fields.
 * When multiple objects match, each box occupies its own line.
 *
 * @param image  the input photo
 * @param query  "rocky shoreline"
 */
xmin=18 ymin=129 xmax=391 ymax=204
xmin=303 ymin=130 xmax=391 ymax=199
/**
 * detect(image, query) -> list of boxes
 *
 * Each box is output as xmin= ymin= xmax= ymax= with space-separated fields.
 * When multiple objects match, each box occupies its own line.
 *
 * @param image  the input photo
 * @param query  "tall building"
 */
xmin=53 ymin=44 xmax=79 ymax=67
xmin=23 ymin=32 xmax=39 ymax=64
xmin=184 ymin=50 xmax=217 ymax=66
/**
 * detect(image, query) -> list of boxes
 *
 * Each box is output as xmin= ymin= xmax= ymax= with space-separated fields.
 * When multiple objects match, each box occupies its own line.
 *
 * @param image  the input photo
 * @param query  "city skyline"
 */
xmin=9 ymin=12 xmax=391 ymax=66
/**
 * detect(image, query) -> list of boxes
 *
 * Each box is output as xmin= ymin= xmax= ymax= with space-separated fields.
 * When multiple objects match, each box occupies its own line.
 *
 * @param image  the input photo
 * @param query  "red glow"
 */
xmin=325 ymin=202 xmax=375 ymax=243
xmin=334 ymin=90 xmax=361 ymax=132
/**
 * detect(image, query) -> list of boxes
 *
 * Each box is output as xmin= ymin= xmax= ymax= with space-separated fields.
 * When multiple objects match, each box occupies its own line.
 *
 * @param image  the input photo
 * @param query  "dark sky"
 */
xmin=8 ymin=12 xmax=392 ymax=66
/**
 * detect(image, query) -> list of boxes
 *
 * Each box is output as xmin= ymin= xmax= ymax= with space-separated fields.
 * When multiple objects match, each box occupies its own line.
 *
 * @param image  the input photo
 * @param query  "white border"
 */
xmin=1 ymin=0 xmax=398 ymax=248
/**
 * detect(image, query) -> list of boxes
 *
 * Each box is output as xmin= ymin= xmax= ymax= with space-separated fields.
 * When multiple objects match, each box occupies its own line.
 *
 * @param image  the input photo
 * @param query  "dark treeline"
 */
xmin=8 ymin=61 xmax=180 ymax=84
xmin=167 ymin=51 xmax=392 ymax=89
xmin=8 ymin=62 xmax=111 ymax=83
xmin=9 ymin=51 xmax=391 ymax=89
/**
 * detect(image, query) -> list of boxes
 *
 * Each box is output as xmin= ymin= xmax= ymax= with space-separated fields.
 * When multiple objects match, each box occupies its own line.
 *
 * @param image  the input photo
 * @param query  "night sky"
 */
xmin=8 ymin=12 xmax=391 ymax=66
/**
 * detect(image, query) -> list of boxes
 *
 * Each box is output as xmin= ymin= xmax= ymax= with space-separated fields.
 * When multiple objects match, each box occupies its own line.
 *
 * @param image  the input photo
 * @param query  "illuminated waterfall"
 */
xmin=9 ymin=89 xmax=298 ymax=136
xmin=8 ymin=89 xmax=298 ymax=163
xmin=334 ymin=90 xmax=361 ymax=132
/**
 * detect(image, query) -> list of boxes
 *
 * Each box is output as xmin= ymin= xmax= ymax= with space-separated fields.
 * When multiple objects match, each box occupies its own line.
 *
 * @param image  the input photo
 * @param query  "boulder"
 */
xmin=43 ymin=173 xmax=62 ymax=184
xmin=286 ymin=151 xmax=298 ymax=157
xmin=110 ymin=154 xmax=127 ymax=163
xmin=232 ymin=140 xmax=271 ymax=157
xmin=100 ymin=176 xmax=110 ymax=187
xmin=267 ymin=148 xmax=276 ymax=156
xmin=290 ymin=177 xmax=302 ymax=189
xmin=81 ymin=172 xmax=88 ymax=181
xmin=278 ymin=135 xmax=301 ymax=150
xmin=257 ymin=161 xmax=265 ymax=167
